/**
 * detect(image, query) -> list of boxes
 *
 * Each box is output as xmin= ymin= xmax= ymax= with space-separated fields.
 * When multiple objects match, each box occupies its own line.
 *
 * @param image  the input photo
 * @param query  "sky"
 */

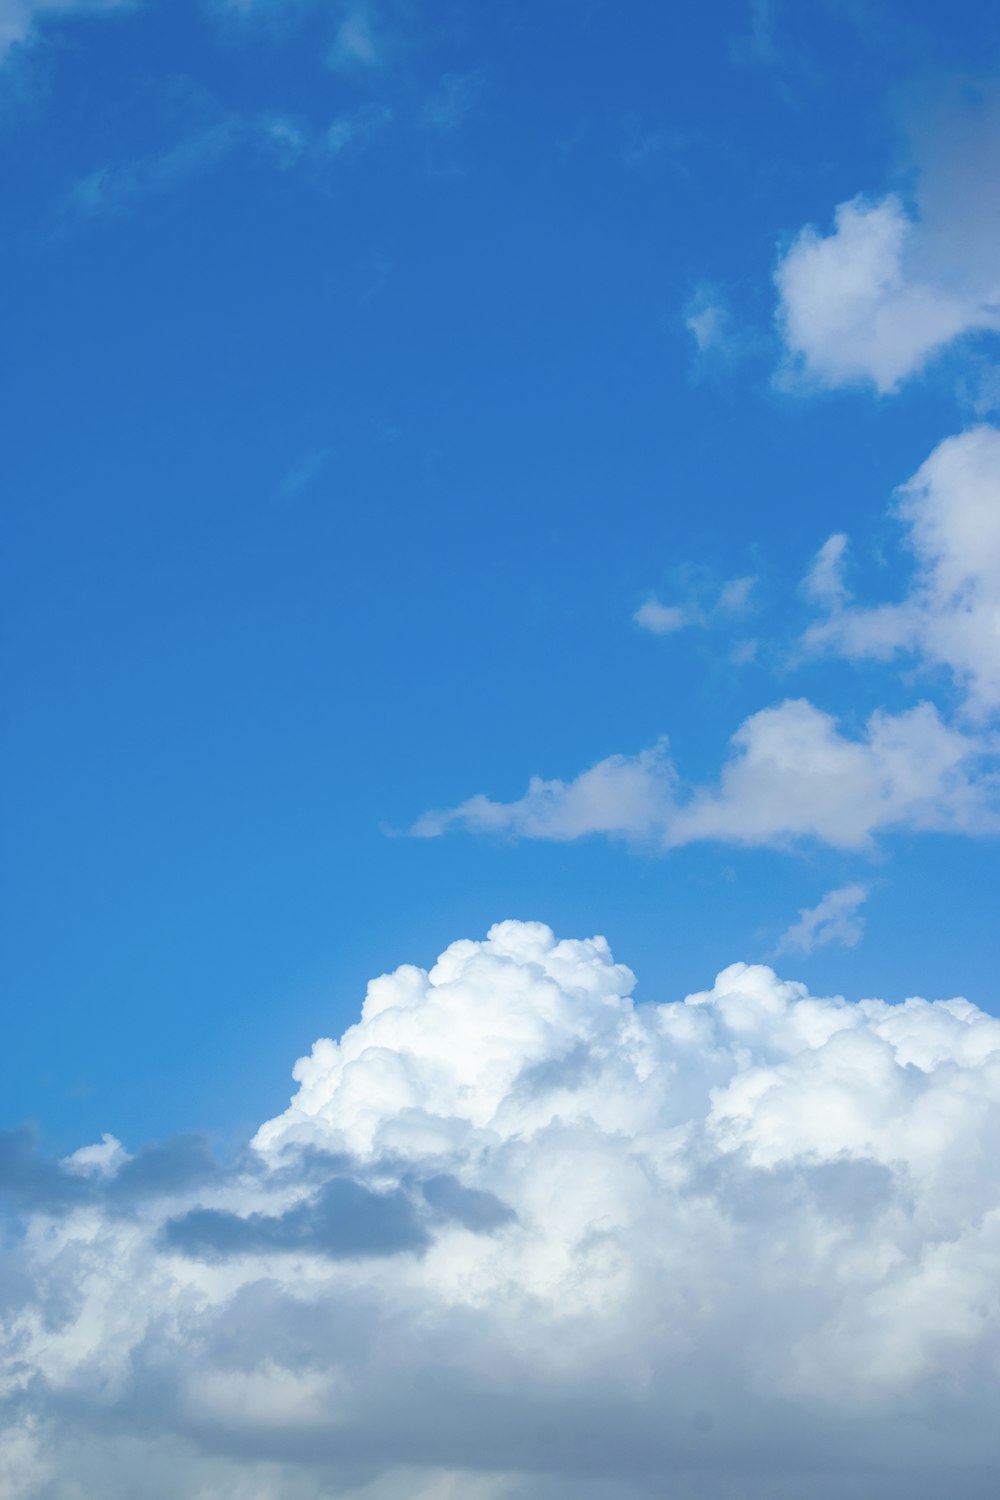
xmin=2 ymin=0 xmax=1000 ymax=1495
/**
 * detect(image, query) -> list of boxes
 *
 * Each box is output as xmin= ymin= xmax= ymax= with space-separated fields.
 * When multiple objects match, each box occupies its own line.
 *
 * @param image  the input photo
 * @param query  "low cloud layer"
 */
xmin=5 ymin=921 xmax=1000 ymax=1497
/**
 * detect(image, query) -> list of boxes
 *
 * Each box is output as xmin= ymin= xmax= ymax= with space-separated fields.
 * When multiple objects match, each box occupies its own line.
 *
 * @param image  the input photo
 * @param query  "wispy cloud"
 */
xmin=327 ymin=1 xmax=383 ymax=70
xmin=420 ymin=69 xmax=485 ymax=132
xmin=66 ymin=100 xmax=393 ymax=219
xmin=70 ymin=116 xmax=240 ymax=215
xmin=0 ymin=0 xmax=132 ymax=67
xmin=278 ymin=446 xmax=333 ymax=504
xmin=633 ymin=599 xmax=688 ymax=635
xmin=777 ymin=882 xmax=870 ymax=953
xmin=634 ymin=575 xmax=756 ymax=635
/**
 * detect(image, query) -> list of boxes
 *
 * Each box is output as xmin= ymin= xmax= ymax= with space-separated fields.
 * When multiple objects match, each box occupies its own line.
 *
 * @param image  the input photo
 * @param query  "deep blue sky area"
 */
xmin=3 ymin=0 xmax=1000 ymax=1152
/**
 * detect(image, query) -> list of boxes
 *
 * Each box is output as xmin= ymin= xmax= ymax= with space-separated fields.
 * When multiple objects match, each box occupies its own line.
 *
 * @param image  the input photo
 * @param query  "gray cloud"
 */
xmin=163 ymin=1176 xmax=429 ymax=1261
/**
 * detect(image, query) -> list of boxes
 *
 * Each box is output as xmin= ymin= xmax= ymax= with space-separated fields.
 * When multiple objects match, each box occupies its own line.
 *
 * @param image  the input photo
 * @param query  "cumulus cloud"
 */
xmin=805 ymin=425 xmax=1000 ymax=715
xmin=774 ymin=194 xmax=992 ymax=391
xmin=0 ymin=0 xmax=129 ymax=62
xmin=776 ymin=882 xmax=869 ymax=954
xmin=774 ymin=85 xmax=1000 ymax=392
xmin=414 ymin=698 xmax=997 ymax=850
xmin=6 ymin=921 xmax=1000 ymax=1496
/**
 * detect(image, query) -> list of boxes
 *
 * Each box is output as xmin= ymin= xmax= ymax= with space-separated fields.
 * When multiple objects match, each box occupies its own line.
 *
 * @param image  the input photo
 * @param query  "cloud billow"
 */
xmin=5 ymin=921 xmax=1000 ymax=1497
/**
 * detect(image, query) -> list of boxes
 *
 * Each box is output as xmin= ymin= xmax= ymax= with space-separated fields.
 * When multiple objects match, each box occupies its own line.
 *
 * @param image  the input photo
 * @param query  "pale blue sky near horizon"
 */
xmin=3 ymin=0 xmax=1000 ymax=1155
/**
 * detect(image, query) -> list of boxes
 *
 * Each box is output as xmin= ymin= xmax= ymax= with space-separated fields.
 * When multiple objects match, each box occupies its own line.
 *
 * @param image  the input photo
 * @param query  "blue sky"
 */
xmin=1 ymin=0 xmax=998 ymax=1143
xmin=6 ymin=0 xmax=1000 ymax=1154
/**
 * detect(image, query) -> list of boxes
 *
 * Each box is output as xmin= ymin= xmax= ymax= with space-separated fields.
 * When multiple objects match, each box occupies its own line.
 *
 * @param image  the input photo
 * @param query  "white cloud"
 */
xmin=634 ymin=577 xmax=755 ymax=636
xmin=802 ymin=531 xmax=849 ymax=607
xmin=683 ymin=282 xmax=760 ymax=365
xmin=774 ymin=194 xmax=990 ymax=392
xmin=777 ymin=882 xmax=869 ymax=954
xmin=774 ymin=86 xmax=1000 ymax=392
xmin=673 ymin=698 xmax=996 ymax=849
xmin=633 ymin=598 xmax=688 ymax=634
xmin=60 ymin=1131 xmax=128 ymax=1177
xmin=0 ymin=0 xmax=129 ymax=62
xmin=414 ymin=698 xmax=997 ymax=851
xmin=717 ymin=574 xmax=755 ymax=612
xmin=805 ymin=426 xmax=1000 ymax=715
xmin=412 ymin=737 xmax=678 ymax=842
xmin=685 ymin=298 xmax=731 ymax=356
xmin=8 ymin=922 xmax=1000 ymax=1495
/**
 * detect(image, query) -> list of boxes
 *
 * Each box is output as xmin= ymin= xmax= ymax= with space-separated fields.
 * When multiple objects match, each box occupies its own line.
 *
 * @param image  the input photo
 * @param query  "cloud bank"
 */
xmin=5 ymin=921 xmax=1000 ymax=1497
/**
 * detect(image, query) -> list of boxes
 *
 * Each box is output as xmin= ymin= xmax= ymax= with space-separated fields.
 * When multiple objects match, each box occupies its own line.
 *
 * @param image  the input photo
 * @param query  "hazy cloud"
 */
xmin=777 ymin=881 xmax=869 ymax=953
xmin=634 ymin=576 xmax=756 ymax=636
xmin=0 ymin=0 xmax=130 ymax=65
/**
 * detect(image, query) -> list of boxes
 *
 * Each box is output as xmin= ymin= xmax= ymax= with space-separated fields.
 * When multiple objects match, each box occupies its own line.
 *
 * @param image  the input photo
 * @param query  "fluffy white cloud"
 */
xmin=774 ymin=195 xmax=991 ymax=391
xmin=6 ymin=921 xmax=1000 ymax=1496
xmin=776 ymin=882 xmax=869 ymax=954
xmin=805 ymin=426 xmax=1000 ymax=715
xmin=0 ymin=0 xmax=128 ymax=62
xmin=774 ymin=86 xmax=1000 ymax=392
xmin=414 ymin=698 xmax=997 ymax=850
